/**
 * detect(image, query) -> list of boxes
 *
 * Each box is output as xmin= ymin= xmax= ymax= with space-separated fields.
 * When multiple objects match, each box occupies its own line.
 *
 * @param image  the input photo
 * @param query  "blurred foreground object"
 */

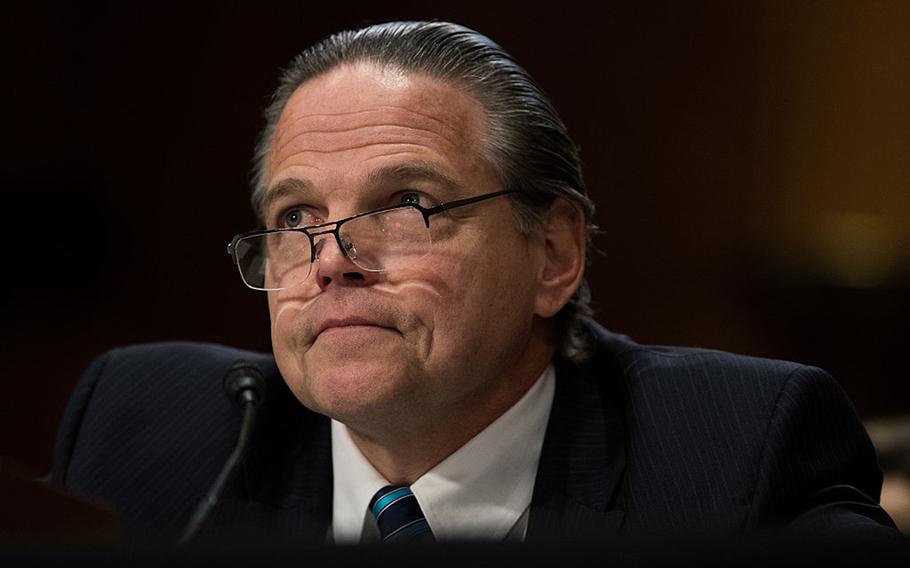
xmin=866 ymin=416 xmax=910 ymax=533
xmin=0 ymin=457 xmax=119 ymax=541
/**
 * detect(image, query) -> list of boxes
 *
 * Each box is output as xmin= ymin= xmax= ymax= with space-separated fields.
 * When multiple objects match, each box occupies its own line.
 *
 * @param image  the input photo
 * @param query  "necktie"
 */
xmin=369 ymin=485 xmax=435 ymax=543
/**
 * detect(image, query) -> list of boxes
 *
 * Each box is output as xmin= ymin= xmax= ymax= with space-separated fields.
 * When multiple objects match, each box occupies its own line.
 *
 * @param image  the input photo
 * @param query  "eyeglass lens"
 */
xmin=236 ymin=207 xmax=431 ymax=290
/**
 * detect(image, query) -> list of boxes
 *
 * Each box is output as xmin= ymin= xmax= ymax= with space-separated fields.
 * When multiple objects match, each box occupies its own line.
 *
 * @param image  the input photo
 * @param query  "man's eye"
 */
xmin=399 ymin=191 xmax=426 ymax=206
xmin=283 ymin=209 xmax=304 ymax=228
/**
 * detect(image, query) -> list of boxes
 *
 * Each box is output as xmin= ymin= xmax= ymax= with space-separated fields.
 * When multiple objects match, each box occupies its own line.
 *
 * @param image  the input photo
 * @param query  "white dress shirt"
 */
xmin=331 ymin=364 xmax=555 ymax=543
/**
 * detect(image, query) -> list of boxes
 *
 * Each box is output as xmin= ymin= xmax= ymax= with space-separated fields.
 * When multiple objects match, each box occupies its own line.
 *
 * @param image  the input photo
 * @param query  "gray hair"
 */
xmin=251 ymin=20 xmax=597 ymax=362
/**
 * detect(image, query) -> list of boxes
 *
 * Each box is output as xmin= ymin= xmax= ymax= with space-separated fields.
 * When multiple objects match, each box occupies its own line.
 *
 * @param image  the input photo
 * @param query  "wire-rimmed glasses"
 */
xmin=227 ymin=189 xmax=513 ymax=291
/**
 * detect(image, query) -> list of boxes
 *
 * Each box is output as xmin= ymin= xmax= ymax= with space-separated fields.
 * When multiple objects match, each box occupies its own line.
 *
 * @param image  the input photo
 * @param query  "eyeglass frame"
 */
xmin=227 ymin=188 xmax=515 ymax=290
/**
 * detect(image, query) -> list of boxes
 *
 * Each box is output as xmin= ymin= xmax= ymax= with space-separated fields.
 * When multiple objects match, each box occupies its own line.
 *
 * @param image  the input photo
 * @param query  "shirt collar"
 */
xmin=331 ymin=363 xmax=555 ymax=543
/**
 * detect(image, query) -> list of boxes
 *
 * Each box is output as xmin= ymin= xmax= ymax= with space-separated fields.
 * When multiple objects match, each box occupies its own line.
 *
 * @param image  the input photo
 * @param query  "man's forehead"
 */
xmin=290 ymin=63 xmax=415 ymax=107
xmin=263 ymin=62 xmax=494 ymax=204
xmin=271 ymin=63 xmax=487 ymax=149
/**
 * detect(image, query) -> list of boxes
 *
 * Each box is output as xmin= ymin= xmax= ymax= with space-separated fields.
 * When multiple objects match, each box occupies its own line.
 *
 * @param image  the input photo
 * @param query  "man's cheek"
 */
xmin=374 ymin=279 xmax=445 ymax=301
xmin=270 ymin=302 xmax=300 ymax=344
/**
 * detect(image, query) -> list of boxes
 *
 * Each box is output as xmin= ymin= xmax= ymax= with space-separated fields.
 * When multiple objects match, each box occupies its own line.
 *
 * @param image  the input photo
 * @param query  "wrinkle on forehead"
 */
xmin=271 ymin=130 xmax=460 ymax=174
xmin=273 ymin=106 xmax=457 ymax=151
xmin=271 ymin=107 xmax=473 ymax=170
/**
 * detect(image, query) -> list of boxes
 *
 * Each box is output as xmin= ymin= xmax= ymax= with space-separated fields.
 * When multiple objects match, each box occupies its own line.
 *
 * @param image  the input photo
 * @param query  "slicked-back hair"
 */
xmin=251 ymin=21 xmax=597 ymax=362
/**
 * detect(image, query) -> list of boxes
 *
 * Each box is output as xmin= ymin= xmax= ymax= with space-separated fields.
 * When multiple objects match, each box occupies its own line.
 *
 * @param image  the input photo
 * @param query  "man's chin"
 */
xmin=288 ymin=358 xmax=413 ymax=420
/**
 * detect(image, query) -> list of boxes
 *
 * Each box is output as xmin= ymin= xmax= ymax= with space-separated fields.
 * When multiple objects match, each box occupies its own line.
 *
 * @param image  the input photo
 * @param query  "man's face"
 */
xmin=264 ymin=63 xmax=551 ymax=434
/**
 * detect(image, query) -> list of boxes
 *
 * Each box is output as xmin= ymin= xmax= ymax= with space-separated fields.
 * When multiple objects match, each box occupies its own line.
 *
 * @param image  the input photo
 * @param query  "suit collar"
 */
xmin=527 ymin=323 xmax=628 ymax=541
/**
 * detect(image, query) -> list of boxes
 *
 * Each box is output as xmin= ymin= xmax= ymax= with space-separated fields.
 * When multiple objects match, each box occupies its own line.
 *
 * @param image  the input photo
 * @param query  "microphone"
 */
xmin=223 ymin=360 xmax=268 ymax=408
xmin=178 ymin=360 xmax=267 ymax=545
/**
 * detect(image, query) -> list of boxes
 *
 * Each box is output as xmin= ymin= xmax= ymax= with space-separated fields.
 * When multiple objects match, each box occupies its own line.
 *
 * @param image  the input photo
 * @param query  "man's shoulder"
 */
xmin=59 ymin=342 xmax=266 ymax=418
xmin=55 ymin=341 xmax=279 ymax=474
xmin=560 ymin=319 xmax=885 ymax=536
xmin=53 ymin=341 xmax=325 ymax=536
xmin=94 ymin=340 xmax=277 ymax=377
xmin=58 ymin=341 xmax=288 ymax=447
xmin=581 ymin=318 xmax=811 ymax=394
xmin=571 ymin=318 xmax=849 ymax=457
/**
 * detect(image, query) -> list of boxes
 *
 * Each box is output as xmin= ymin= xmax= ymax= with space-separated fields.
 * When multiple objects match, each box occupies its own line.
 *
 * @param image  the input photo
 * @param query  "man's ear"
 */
xmin=534 ymin=198 xmax=586 ymax=318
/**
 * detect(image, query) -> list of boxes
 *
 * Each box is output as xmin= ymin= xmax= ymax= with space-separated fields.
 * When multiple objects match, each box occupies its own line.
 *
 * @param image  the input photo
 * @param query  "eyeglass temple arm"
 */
xmin=425 ymin=189 xmax=514 ymax=216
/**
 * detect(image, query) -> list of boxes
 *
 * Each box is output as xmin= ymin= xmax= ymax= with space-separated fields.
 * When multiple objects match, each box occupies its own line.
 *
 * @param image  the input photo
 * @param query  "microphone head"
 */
xmin=223 ymin=360 xmax=267 ymax=407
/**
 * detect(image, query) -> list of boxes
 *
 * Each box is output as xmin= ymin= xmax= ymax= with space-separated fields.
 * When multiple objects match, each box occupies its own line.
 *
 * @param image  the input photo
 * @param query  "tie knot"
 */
xmin=368 ymin=485 xmax=434 ymax=543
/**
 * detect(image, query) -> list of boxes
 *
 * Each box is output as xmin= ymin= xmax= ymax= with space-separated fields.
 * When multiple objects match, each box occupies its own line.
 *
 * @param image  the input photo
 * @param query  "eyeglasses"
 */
xmin=227 ymin=189 xmax=514 ymax=291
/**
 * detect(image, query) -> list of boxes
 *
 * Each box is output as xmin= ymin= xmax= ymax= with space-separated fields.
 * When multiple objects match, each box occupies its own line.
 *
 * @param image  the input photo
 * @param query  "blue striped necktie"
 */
xmin=369 ymin=485 xmax=435 ymax=543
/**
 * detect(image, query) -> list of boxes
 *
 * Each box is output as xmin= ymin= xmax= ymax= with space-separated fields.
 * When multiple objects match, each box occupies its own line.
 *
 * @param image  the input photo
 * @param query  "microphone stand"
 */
xmin=178 ymin=361 xmax=265 ymax=545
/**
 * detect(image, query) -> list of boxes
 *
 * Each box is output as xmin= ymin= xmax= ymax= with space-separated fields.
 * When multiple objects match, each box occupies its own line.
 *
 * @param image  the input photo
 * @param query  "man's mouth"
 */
xmin=316 ymin=316 xmax=394 ymax=338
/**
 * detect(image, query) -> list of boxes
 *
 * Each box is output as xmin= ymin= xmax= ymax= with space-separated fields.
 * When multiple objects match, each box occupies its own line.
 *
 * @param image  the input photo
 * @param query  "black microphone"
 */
xmin=178 ymin=360 xmax=267 ymax=544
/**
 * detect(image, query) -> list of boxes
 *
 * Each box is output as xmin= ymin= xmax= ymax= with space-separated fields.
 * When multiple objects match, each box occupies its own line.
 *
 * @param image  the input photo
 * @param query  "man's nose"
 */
xmin=313 ymin=233 xmax=375 ymax=290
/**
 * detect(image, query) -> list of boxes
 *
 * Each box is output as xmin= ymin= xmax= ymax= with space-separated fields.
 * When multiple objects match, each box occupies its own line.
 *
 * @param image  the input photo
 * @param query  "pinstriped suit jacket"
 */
xmin=51 ymin=319 xmax=898 ymax=543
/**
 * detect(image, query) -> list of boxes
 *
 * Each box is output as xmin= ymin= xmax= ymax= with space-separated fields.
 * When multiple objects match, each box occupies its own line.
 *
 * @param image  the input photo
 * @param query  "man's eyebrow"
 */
xmin=261 ymin=164 xmax=462 ymax=216
xmin=366 ymin=163 xmax=463 ymax=195
xmin=262 ymin=178 xmax=314 ymax=215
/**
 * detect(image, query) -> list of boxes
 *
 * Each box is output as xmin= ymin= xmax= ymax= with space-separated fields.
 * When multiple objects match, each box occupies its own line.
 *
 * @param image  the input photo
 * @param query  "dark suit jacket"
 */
xmin=51 ymin=320 xmax=901 ymax=549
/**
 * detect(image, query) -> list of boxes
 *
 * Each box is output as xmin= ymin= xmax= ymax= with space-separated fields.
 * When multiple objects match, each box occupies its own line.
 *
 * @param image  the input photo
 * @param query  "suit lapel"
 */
xmin=527 ymin=352 xmax=627 ymax=541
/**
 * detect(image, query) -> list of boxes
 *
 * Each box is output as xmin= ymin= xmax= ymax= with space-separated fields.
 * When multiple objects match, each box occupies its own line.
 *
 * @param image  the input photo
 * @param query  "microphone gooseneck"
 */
xmin=178 ymin=360 xmax=266 ymax=545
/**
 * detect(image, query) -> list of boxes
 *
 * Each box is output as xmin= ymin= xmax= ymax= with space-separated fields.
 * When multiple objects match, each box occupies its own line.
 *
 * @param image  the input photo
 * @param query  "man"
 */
xmin=52 ymin=21 xmax=905 ymax=553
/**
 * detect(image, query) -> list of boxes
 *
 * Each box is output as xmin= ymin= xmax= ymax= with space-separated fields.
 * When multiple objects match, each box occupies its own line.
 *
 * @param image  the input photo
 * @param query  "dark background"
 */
xmin=2 ymin=2 xmax=908 ymax=475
